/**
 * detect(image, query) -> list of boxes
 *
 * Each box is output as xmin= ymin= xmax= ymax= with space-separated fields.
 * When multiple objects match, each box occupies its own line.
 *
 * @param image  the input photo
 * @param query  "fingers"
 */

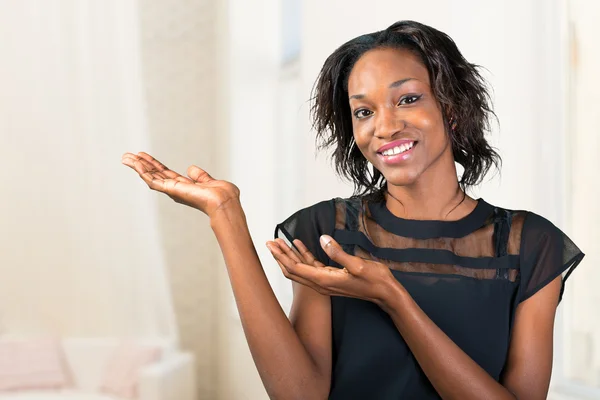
xmin=268 ymin=240 xmax=301 ymax=265
xmin=272 ymin=238 xmax=324 ymax=268
xmin=187 ymin=165 xmax=214 ymax=183
xmin=131 ymin=160 xmax=164 ymax=190
xmin=122 ymin=155 xmax=165 ymax=192
xmin=137 ymin=152 xmax=191 ymax=182
xmin=138 ymin=158 xmax=169 ymax=180
xmin=292 ymin=239 xmax=325 ymax=267
xmin=137 ymin=151 xmax=179 ymax=175
xmin=122 ymin=153 xmax=167 ymax=179
xmin=275 ymin=238 xmax=305 ymax=263
xmin=123 ymin=152 xmax=210 ymax=186
xmin=122 ymin=153 xmax=144 ymax=169
xmin=122 ymin=155 xmax=171 ymax=192
xmin=319 ymin=235 xmax=363 ymax=275
xmin=267 ymin=240 xmax=345 ymax=281
xmin=267 ymin=242 xmax=344 ymax=294
xmin=273 ymin=259 xmax=322 ymax=292
xmin=136 ymin=152 xmax=194 ymax=183
xmin=122 ymin=152 xmax=194 ymax=188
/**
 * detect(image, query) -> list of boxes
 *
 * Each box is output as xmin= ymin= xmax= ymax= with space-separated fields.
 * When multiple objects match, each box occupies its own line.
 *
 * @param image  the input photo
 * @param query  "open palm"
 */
xmin=121 ymin=152 xmax=240 ymax=217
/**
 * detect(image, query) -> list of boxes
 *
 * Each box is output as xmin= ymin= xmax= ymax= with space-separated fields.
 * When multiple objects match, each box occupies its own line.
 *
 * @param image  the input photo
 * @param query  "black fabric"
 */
xmin=275 ymin=196 xmax=584 ymax=400
xmin=332 ymin=230 xmax=520 ymax=269
xmin=274 ymin=199 xmax=335 ymax=267
xmin=518 ymin=212 xmax=584 ymax=303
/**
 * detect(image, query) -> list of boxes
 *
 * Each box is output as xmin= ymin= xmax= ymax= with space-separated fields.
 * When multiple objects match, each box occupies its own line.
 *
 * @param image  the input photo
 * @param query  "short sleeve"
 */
xmin=274 ymin=199 xmax=336 ymax=266
xmin=518 ymin=212 xmax=585 ymax=304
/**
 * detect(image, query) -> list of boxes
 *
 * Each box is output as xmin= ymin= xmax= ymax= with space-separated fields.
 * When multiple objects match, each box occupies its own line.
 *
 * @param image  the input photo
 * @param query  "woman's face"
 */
xmin=347 ymin=47 xmax=452 ymax=187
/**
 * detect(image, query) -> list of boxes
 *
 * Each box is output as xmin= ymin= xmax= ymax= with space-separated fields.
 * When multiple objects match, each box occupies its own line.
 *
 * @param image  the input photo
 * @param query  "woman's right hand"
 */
xmin=122 ymin=152 xmax=240 ymax=218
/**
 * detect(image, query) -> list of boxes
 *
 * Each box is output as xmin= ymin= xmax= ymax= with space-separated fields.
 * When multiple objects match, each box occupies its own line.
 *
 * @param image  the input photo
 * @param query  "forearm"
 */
xmin=382 ymin=283 xmax=517 ymax=400
xmin=210 ymin=203 xmax=328 ymax=399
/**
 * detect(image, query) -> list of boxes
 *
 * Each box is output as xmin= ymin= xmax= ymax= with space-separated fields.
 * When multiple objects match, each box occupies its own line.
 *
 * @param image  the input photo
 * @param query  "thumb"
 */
xmin=187 ymin=165 xmax=214 ymax=183
xmin=320 ymin=235 xmax=358 ymax=271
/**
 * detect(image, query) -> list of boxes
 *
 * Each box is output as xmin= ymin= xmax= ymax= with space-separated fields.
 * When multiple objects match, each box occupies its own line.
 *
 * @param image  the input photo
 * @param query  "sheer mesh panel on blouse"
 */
xmin=335 ymin=198 xmax=526 ymax=257
xmin=353 ymin=246 xmax=520 ymax=282
xmin=277 ymin=196 xmax=584 ymax=306
xmin=518 ymin=212 xmax=585 ymax=303
xmin=334 ymin=198 xmax=523 ymax=281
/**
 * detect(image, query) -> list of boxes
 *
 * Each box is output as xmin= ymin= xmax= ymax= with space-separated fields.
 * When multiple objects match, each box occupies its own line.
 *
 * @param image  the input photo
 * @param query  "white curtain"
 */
xmin=0 ymin=0 xmax=177 ymax=339
xmin=565 ymin=0 xmax=600 ymax=388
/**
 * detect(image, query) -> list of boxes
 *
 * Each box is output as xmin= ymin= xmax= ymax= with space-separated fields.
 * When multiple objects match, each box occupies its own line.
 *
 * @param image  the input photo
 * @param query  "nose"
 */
xmin=374 ymin=107 xmax=405 ymax=139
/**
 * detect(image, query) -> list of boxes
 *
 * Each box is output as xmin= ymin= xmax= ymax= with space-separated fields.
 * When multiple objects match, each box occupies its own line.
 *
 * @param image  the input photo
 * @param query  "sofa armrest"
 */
xmin=138 ymin=352 xmax=197 ymax=400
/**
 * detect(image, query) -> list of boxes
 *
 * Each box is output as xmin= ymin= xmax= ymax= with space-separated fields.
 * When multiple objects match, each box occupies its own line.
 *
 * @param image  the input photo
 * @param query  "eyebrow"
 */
xmin=349 ymin=78 xmax=415 ymax=100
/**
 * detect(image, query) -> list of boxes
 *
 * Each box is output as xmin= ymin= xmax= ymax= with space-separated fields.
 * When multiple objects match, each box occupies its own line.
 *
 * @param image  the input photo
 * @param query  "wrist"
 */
xmin=378 ymin=278 xmax=408 ymax=314
xmin=209 ymin=199 xmax=246 ymax=230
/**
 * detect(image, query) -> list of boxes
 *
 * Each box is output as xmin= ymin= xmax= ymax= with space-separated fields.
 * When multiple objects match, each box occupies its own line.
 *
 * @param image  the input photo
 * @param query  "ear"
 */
xmin=449 ymin=116 xmax=458 ymax=131
xmin=442 ymin=106 xmax=456 ymax=132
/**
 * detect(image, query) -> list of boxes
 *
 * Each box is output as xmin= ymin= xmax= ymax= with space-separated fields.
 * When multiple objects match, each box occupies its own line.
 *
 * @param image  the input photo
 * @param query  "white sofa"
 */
xmin=0 ymin=338 xmax=196 ymax=400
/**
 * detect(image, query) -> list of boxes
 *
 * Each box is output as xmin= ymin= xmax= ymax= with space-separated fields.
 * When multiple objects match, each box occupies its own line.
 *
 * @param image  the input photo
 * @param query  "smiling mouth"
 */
xmin=378 ymin=141 xmax=418 ymax=157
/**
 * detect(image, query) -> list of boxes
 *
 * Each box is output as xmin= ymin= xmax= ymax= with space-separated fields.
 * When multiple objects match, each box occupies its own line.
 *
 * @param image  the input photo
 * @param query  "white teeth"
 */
xmin=382 ymin=142 xmax=414 ymax=156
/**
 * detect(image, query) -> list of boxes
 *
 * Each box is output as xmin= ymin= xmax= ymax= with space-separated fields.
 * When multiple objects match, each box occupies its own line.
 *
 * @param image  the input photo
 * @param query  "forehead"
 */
xmin=347 ymin=47 xmax=430 ymax=94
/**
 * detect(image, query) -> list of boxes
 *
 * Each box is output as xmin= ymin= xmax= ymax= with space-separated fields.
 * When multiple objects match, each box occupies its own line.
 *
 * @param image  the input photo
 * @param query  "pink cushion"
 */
xmin=0 ymin=338 xmax=70 ymax=391
xmin=99 ymin=341 xmax=161 ymax=399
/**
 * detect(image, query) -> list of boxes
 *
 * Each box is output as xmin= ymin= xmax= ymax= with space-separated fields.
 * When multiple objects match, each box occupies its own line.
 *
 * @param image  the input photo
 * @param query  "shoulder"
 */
xmin=481 ymin=202 xmax=558 ymax=245
xmin=275 ymin=198 xmax=343 ymax=264
xmin=483 ymin=203 xmax=585 ymax=304
xmin=275 ymin=198 xmax=340 ymax=238
xmin=491 ymin=205 xmax=565 ymax=254
xmin=516 ymin=210 xmax=581 ymax=269
xmin=275 ymin=196 xmax=370 ymax=238
xmin=279 ymin=196 xmax=364 ymax=221
xmin=519 ymin=212 xmax=561 ymax=240
xmin=279 ymin=198 xmax=337 ymax=223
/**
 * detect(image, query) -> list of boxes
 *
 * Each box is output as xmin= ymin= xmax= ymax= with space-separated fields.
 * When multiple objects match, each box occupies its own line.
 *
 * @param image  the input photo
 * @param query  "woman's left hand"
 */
xmin=266 ymin=235 xmax=400 ymax=308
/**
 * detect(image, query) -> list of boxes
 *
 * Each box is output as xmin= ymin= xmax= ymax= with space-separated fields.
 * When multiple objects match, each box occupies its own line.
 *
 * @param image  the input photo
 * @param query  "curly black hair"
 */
xmin=310 ymin=20 xmax=501 ymax=198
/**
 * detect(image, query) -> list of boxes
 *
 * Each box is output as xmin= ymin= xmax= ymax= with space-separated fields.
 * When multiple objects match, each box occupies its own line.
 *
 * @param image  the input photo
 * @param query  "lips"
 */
xmin=376 ymin=139 xmax=418 ymax=154
xmin=376 ymin=140 xmax=418 ymax=164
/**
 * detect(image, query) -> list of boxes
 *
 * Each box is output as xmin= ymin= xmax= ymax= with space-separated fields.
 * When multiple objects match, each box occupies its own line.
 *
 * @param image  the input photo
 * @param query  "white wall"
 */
xmin=0 ymin=1 xmax=222 ymax=397
xmin=559 ymin=0 xmax=600 ymax=394
xmin=216 ymin=0 xmax=282 ymax=398
xmin=0 ymin=0 xmax=177 ymax=339
xmin=136 ymin=0 xmax=221 ymax=396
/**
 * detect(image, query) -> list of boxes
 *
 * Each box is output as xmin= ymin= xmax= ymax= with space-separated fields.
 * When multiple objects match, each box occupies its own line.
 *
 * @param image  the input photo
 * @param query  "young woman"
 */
xmin=122 ymin=20 xmax=584 ymax=400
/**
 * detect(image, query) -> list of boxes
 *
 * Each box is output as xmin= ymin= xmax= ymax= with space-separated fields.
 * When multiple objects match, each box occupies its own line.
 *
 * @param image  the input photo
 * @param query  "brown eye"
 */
xmin=354 ymin=109 xmax=373 ymax=119
xmin=398 ymin=94 xmax=422 ymax=105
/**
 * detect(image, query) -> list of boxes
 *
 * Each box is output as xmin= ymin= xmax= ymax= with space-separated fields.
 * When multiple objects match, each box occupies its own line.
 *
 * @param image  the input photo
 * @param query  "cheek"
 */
xmin=353 ymin=137 xmax=373 ymax=163
xmin=409 ymin=107 xmax=448 ymax=148
xmin=408 ymin=106 xmax=441 ymax=132
xmin=351 ymin=124 xmax=372 ymax=158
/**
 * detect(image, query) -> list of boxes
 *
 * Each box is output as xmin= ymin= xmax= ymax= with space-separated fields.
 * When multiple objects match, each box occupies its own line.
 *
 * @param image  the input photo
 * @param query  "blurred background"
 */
xmin=0 ymin=0 xmax=598 ymax=399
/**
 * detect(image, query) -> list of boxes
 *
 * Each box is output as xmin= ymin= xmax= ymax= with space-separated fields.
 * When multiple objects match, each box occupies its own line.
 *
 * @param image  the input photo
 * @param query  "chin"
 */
xmin=381 ymin=168 xmax=422 ymax=187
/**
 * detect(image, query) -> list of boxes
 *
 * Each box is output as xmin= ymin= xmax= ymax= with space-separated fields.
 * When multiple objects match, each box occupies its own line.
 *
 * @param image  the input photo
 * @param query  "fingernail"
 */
xmin=320 ymin=235 xmax=332 ymax=247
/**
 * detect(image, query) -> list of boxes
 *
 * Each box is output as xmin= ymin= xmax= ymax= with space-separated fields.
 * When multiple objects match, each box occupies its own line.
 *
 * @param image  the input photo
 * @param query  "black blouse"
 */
xmin=275 ymin=196 xmax=584 ymax=400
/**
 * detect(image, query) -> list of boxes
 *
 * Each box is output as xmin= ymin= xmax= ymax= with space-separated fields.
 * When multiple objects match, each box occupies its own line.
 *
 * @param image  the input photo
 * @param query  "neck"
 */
xmin=384 ymin=154 xmax=476 ymax=221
